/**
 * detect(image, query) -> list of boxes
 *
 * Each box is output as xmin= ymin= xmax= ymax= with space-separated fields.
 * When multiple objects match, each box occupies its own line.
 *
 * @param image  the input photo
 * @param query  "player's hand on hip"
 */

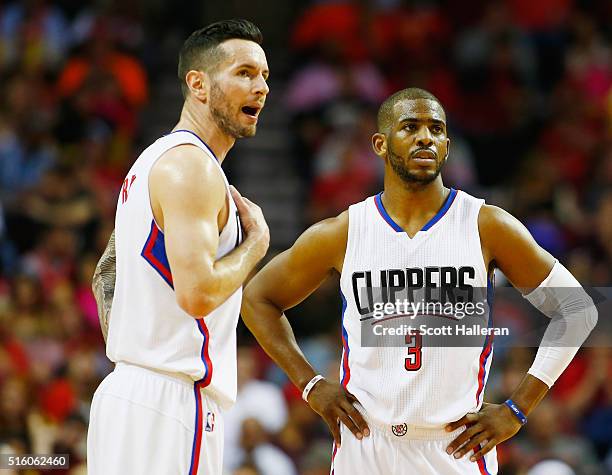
xmin=306 ymin=379 xmax=370 ymax=447
xmin=444 ymin=402 xmax=523 ymax=462
xmin=230 ymin=185 xmax=269 ymax=258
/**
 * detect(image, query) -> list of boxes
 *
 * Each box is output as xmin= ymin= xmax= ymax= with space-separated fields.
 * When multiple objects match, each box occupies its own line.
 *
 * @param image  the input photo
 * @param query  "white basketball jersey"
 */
xmin=339 ymin=189 xmax=494 ymax=427
xmin=106 ymin=129 xmax=243 ymax=410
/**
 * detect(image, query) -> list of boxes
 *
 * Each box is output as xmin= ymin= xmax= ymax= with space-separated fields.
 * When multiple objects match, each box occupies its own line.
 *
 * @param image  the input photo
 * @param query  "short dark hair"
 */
xmin=377 ymin=87 xmax=444 ymax=133
xmin=178 ymin=19 xmax=263 ymax=98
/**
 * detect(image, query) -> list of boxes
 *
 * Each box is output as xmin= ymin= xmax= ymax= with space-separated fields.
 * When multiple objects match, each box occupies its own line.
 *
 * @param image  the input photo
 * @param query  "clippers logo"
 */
xmin=205 ymin=411 xmax=215 ymax=433
xmin=392 ymin=423 xmax=408 ymax=437
xmin=351 ymin=266 xmax=476 ymax=315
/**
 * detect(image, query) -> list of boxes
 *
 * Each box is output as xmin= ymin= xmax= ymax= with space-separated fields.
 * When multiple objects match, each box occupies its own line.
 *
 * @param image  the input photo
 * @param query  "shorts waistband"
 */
xmin=357 ymin=407 xmax=465 ymax=441
xmin=114 ymin=362 xmax=195 ymax=387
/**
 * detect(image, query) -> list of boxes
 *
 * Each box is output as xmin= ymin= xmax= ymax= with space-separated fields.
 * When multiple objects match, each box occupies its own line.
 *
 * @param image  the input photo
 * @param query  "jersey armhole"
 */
xmin=340 ymin=203 xmax=360 ymax=277
xmin=147 ymin=143 xmax=229 ymax=234
xmin=475 ymin=201 xmax=494 ymax=275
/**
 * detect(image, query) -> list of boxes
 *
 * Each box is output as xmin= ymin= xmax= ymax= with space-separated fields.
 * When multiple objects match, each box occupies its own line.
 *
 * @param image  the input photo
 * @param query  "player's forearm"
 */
xmin=180 ymin=234 xmax=267 ymax=316
xmin=214 ymin=233 xmax=266 ymax=284
xmin=507 ymin=373 xmax=549 ymax=416
xmin=241 ymin=296 xmax=317 ymax=391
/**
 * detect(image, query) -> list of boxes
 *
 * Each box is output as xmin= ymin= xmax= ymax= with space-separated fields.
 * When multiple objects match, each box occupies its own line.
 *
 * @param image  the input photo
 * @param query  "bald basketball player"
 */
xmin=241 ymin=88 xmax=597 ymax=474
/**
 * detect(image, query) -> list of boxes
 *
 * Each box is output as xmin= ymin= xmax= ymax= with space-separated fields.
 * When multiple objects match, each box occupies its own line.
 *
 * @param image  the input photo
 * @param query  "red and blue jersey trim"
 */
xmin=421 ymin=188 xmax=458 ymax=231
xmin=340 ymin=291 xmax=351 ymax=389
xmin=195 ymin=319 xmax=213 ymax=387
xmin=475 ymin=273 xmax=495 ymax=405
xmin=476 ymin=443 xmax=492 ymax=475
xmin=170 ymin=129 xmax=218 ymax=162
xmin=141 ymin=220 xmax=174 ymax=289
xmin=477 ymin=456 xmax=491 ymax=475
xmin=374 ymin=188 xmax=458 ymax=233
xmin=374 ymin=193 xmax=403 ymax=232
xmin=188 ymin=318 xmax=213 ymax=474
xmin=188 ymin=384 xmax=204 ymax=475
xmin=330 ymin=441 xmax=338 ymax=475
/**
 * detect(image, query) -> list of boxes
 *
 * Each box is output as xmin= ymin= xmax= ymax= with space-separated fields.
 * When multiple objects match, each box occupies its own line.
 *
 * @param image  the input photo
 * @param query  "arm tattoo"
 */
xmin=92 ymin=230 xmax=116 ymax=342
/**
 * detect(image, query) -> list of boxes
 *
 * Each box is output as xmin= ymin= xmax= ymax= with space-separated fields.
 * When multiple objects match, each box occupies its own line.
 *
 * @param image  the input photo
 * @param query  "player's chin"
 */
xmin=233 ymin=125 xmax=257 ymax=138
xmin=403 ymin=169 xmax=439 ymax=185
xmin=407 ymin=166 xmax=437 ymax=177
xmin=241 ymin=125 xmax=257 ymax=137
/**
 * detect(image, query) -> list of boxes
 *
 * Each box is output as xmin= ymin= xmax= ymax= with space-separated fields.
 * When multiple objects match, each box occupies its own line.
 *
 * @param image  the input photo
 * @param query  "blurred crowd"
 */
xmin=0 ymin=0 xmax=611 ymax=474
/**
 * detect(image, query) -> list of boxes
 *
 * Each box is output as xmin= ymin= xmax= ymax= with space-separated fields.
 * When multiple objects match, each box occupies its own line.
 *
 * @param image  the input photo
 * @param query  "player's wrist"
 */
xmin=242 ymin=231 xmax=269 ymax=257
xmin=296 ymin=370 xmax=319 ymax=392
xmin=301 ymin=374 xmax=326 ymax=403
xmin=502 ymin=399 xmax=528 ymax=425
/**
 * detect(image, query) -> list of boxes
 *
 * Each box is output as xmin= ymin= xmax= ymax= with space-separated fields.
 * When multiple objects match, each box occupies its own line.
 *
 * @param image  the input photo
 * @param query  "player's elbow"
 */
xmin=176 ymin=291 xmax=220 ymax=318
xmin=241 ymin=284 xmax=280 ymax=323
xmin=572 ymin=290 xmax=598 ymax=334
xmin=584 ymin=300 xmax=598 ymax=333
xmin=242 ymin=282 xmax=264 ymax=310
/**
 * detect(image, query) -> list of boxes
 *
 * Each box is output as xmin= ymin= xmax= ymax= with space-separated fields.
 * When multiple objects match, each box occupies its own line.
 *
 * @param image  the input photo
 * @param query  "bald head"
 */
xmin=377 ymin=88 xmax=445 ymax=134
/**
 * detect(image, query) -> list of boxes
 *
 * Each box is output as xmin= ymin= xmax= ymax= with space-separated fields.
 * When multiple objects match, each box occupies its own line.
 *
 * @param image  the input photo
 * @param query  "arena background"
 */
xmin=0 ymin=0 xmax=611 ymax=474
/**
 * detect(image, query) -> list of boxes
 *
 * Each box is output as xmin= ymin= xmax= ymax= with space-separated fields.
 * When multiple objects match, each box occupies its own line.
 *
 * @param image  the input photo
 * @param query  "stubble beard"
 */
xmin=209 ymin=81 xmax=256 ymax=139
xmin=387 ymin=144 xmax=444 ymax=188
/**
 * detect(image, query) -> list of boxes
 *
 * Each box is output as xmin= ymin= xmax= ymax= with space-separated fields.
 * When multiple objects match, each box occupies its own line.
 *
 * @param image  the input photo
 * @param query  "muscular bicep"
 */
xmin=479 ymin=205 xmax=556 ymax=292
xmin=245 ymin=213 xmax=348 ymax=311
xmin=149 ymin=145 xmax=226 ymax=300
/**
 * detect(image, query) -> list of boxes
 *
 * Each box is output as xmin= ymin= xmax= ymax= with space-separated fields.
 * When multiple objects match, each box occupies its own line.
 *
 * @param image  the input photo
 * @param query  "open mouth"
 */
xmin=241 ymin=106 xmax=260 ymax=118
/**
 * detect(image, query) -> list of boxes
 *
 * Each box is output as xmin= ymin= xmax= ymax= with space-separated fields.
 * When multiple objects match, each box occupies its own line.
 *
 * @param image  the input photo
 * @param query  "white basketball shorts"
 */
xmin=330 ymin=413 xmax=498 ymax=475
xmin=87 ymin=362 xmax=223 ymax=475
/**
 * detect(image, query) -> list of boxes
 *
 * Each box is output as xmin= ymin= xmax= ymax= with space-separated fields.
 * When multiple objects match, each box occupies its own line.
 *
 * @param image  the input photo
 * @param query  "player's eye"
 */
xmin=238 ymin=70 xmax=250 ymax=77
xmin=432 ymin=126 xmax=443 ymax=133
xmin=405 ymin=124 xmax=417 ymax=131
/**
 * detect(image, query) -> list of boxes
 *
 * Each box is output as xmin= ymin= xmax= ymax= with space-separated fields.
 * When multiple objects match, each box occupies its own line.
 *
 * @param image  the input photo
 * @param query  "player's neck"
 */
xmin=173 ymin=102 xmax=235 ymax=163
xmin=381 ymin=176 xmax=449 ymax=231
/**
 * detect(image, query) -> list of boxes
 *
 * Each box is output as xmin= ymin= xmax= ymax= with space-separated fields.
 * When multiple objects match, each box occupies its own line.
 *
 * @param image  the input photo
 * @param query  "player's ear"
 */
xmin=185 ymin=70 xmax=209 ymax=102
xmin=372 ymin=133 xmax=387 ymax=158
xmin=444 ymin=138 xmax=450 ymax=161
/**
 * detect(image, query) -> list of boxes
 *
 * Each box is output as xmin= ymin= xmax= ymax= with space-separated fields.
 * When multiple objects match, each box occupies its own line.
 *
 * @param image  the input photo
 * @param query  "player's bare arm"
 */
xmin=150 ymin=144 xmax=269 ymax=317
xmin=242 ymin=211 xmax=370 ymax=446
xmin=446 ymin=204 xmax=595 ymax=462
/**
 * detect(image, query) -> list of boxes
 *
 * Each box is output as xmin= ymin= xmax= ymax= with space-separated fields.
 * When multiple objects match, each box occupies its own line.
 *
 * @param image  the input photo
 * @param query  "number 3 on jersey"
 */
xmin=405 ymin=331 xmax=422 ymax=371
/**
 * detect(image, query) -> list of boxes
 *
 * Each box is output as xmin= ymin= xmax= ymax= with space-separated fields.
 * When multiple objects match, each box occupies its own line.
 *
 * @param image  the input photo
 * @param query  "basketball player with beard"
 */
xmin=241 ymin=88 xmax=597 ymax=474
xmin=88 ymin=20 xmax=270 ymax=475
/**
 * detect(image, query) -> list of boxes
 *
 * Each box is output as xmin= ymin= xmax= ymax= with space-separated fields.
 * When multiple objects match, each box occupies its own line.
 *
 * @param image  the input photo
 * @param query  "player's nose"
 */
xmin=253 ymin=74 xmax=269 ymax=96
xmin=415 ymin=126 xmax=433 ymax=147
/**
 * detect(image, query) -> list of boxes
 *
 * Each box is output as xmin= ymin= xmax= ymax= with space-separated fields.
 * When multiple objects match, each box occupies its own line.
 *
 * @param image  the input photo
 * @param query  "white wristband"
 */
xmin=302 ymin=375 xmax=325 ymax=403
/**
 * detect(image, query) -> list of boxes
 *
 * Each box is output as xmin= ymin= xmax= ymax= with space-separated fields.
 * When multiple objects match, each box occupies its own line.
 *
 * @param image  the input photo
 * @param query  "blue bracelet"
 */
xmin=504 ymin=399 xmax=527 ymax=425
